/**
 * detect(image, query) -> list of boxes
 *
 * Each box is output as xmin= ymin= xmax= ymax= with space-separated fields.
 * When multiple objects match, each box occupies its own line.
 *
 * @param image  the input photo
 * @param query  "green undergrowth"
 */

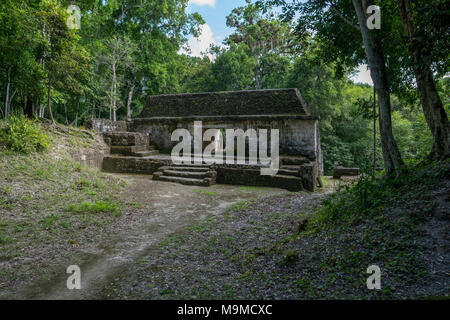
xmin=0 ymin=115 xmax=50 ymax=154
xmin=311 ymin=160 xmax=450 ymax=228
xmin=68 ymin=200 xmax=121 ymax=216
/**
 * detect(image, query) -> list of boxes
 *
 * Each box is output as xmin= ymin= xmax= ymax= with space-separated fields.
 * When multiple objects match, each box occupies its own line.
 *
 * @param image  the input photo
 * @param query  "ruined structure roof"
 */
xmin=140 ymin=88 xmax=310 ymax=118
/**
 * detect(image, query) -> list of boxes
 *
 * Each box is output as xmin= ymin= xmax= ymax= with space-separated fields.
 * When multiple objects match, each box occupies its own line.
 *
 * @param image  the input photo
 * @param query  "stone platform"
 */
xmin=102 ymin=154 xmax=319 ymax=191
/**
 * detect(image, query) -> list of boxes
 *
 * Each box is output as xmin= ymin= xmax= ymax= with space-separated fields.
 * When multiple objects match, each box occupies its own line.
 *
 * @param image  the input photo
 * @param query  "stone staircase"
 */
xmin=103 ymin=132 xmax=159 ymax=157
xmin=279 ymin=156 xmax=318 ymax=191
xmin=153 ymin=163 xmax=217 ymax=187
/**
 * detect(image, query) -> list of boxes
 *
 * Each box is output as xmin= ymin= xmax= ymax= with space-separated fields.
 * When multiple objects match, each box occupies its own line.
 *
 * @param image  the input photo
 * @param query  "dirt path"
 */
xmin=21 ymin=174 xmax=288 ymax=300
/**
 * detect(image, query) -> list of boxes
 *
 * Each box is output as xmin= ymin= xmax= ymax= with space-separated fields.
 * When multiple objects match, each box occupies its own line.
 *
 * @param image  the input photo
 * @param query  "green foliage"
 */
xmin=315 ymin=176 xmax=388 ymax=225
xmin=0 ymin=116 xmax=50 ymax=154
xmin=68 ymin=200 xmax=120 ymax=215
xmin=312 ymin=160 xmax=449 ymax=227
xmin=0 ymin=0 xmax=203 ymax=123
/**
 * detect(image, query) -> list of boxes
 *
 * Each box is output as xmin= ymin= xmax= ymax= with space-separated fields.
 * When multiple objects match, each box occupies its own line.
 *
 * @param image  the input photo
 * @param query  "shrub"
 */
xmin=0 ymin=116 xmax=50 ymax=154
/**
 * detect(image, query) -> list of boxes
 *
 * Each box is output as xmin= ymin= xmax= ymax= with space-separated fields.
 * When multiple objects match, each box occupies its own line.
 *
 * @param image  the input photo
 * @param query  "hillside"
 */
xmin=0 ymin=120 xmax=153 ymax=298
xmin=100 ymin=161 xmax=449 ymax=299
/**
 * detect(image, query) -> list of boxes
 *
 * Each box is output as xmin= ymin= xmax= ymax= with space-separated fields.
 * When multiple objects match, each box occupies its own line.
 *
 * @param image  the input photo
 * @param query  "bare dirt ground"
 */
xmin=11 ymin=175 xmax=289 ymax=300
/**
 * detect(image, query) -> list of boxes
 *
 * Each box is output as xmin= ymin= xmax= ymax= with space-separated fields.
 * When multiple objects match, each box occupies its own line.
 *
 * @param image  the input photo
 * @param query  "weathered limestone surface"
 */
xmin=101 ymin=131 xmax=159 ymax=157
xmin=103 ymin=132 xmax=149 ymax=147
xmin=216 ymin=167 xmax=304 ymax=192
xmin=141 ymin=88 xmax=310 ymax=118
xmin=333 ymin=167 xmax=361 ymax=179
xmin=68 ymin=131 xmax=110 ymax=169
xmin=85 ymin=119 xmax=127 ymax=133
xmin=129 ymin=116 xmax=321 ymax=162
xmin=102 ymin=156 xmax=170 ymax=174
xmin=297 ymin=163 xmax=317 ymax=192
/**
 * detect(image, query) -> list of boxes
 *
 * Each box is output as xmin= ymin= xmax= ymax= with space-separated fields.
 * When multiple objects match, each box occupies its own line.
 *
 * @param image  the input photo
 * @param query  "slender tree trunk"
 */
xmin=23 ymin=95 xmax=28 ymax=117
xmin=372 ymin=86 xmax=377 ymax=180
xmin=397 ymin=0 xmax=450 ymax=160
xmin=47 ymin=83 xmax=55 ymax=124
xmin=126 ymin=77 xmax=135 ymax=120
xmin=112 ymin=63 xmax=117 ymax=122
xmin=4 ymin=66 xmax=11 ymax=119
xmin=32 ymin=99 xmax=36 ymax=118
xmin=8 ymin=89 xmax=17 ymax=115
xmin=352 ymin=0 xmax=404 ymax=176
xmin=64 ymin=103 xmax=69 ymax=125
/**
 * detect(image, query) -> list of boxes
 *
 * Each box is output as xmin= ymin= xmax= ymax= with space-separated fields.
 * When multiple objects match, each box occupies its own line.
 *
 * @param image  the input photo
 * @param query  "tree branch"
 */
xmin=329 ymin=0 xmax=361 ymax=31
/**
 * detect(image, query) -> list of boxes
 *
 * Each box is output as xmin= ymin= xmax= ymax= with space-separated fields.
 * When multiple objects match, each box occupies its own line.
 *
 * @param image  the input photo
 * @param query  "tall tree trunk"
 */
xmin=4 ymin=66 xmax=11 ymax=119
xmin=47 ymin=83 xmax=55 ymax=124
xmin=372 ymin=86 xmax=377 ymax=181
xmin=39 ymin=104 xmax=44 ymax=118
xmin=112 ymin=63 xmax=117 ymax=122
xmin=126 ymin=77 xmax=135 ymax=121
xmin=397 ymin=0 xmax=450 ymax=160
xmin=352 ymin=0 xmax=404 ymax=176
xmin=31 ymin=99 xmax=36 ymax=118
xmin=8 ymin=89 xmax=17 ymax=115
xmin=23 ymin=95 xmax=29 ymax=117
xmin=64 ymin=103 xmax=69 ymax=125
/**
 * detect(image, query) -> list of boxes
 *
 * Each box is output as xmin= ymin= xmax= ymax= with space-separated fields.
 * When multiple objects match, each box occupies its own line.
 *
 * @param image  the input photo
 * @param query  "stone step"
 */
xmin=271 ymin=174 xmax=304 ymax=192
xmin=153 ymin=174 xmax=215 ymax=187
xmin=280 ymin=165 xmax=301 ymax=170
xmin=163 ymin=170 xmax=214 ymax=179
xmin=133 ymin=150 xmax=160 ymax=157
xmin=281 ymin=156 xmax=310 ymax=166
xmin=110 ymin=145 xmax=144 ymax=155
xmin=164 ymin=166 xmax=211 ymax=172
xmin=277 ymin=168 xmax=299 ymax=176
xmin=170 ymin=162 xmax=212 ymax=168
xmin=110 ymin=146 xmax=159 ymax=157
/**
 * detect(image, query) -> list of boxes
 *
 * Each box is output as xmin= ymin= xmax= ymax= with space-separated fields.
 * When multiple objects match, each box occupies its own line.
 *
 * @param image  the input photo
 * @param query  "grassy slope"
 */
xmin=0 ymin=124 xmax=150 ymax=298
xmin=101 ymin=161 xmax=449 ymax=299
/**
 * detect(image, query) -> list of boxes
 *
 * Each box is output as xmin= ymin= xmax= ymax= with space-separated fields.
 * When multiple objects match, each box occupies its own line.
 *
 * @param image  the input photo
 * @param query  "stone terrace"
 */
xmin=88 ymin=89 xmax=323 ymax=191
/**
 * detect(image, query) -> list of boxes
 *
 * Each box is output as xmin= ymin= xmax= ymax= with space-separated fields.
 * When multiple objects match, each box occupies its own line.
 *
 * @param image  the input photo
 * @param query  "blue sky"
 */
xmin=186 ymin=0 xmax=372 ymax=84
xmin=187 ymin=0 xmax=248 ymax=45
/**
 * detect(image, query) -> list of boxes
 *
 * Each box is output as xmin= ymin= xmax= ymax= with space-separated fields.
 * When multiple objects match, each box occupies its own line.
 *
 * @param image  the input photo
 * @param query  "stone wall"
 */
xmin=216 ymin=167 xmax=304 ymax=192
xmin=70 ymin=148 xmax=109 ymax=170
xmin=129 ymin=115 xmax=322 ymax=164
xmin=102 ymin=156 xmax=171 ymax=174
xmin=141 ymin=89 xmax=310 ymax=118
xmin=85 ymin=119 xmax=127 ymax=133
xmin=68 ymin=132 xmax=110 ymax=170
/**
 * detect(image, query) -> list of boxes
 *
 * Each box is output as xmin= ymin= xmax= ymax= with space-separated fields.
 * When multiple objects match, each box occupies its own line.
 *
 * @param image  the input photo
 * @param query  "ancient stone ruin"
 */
xmin=86 ymin=88 xmax=323 ymax=192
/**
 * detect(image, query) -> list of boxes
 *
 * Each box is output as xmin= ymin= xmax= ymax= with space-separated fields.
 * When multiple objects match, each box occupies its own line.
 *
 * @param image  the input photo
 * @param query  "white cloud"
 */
xmin=189 ymin=0 xmax=216 ymax=7
xmin=351 ymin=64 xmax=373 ymax=85
xmin=183 ymin=24 xmax=216 ymax=60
